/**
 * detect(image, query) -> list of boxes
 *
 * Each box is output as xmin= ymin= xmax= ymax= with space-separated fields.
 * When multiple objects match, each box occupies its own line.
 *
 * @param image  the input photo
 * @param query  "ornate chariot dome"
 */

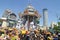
xmin=19 ymin=5 xmax=41 ymax=19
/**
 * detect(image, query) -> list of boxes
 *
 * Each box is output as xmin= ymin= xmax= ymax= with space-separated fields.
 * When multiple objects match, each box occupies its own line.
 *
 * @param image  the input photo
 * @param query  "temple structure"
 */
xmin=19 ymin=5 xmax=41 ymax=30
xmin=0 ymin=4 xmax=41 ymax=30
xmin=1 ymin=9 xmax=17 ymax=27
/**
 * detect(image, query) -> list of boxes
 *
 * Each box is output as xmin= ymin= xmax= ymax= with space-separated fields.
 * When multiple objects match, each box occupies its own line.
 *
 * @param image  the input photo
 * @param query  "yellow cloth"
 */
xmin=11 ymin=36 xmax=16 ymax=40
xmin=48 ymin=37 xmax=53 ymax=40
xmin=1 ymin=34 xmax=4 ymax=37
xmin=21 ymin=30 xmax=26 ymax=34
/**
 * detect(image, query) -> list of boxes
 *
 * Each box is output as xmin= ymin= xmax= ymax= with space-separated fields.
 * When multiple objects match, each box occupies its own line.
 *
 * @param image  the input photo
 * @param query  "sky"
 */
xmin=0 ymin=0 xmax=60 ymax=26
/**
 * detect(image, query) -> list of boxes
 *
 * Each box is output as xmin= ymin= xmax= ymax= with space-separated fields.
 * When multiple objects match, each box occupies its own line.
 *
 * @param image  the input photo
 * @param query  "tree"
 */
xmin=53 ymin=22 xmax=60 ymax=33
xmin=35 ymin=19 xmax=40 ymax=24
xmin=58 ymin=22 xmax=60 ymax=26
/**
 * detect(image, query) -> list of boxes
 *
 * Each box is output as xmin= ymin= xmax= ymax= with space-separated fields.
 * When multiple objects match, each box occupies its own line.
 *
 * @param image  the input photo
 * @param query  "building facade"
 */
xmin=43 ymin=8 xmax=48 ymax=27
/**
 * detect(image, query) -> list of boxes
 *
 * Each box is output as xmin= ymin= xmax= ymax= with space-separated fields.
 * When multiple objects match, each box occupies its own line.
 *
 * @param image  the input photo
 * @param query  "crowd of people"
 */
xmin=0 ymin=27 xmax=60 ymax=40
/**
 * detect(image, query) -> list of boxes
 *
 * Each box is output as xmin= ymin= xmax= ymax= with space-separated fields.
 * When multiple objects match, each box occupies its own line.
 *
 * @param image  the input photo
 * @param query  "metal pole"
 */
xmin=33 ymin=16 xmax=34 ymax=22
xmin=28 ymin=0 xmax=31 ymax=5
xmin=28 ymin=16 xmax=29 ymax=30
xmin=33 ymin=16 xmax=35 ymax=29
xmin=56 ymin=13 xmax=59 ymax=22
